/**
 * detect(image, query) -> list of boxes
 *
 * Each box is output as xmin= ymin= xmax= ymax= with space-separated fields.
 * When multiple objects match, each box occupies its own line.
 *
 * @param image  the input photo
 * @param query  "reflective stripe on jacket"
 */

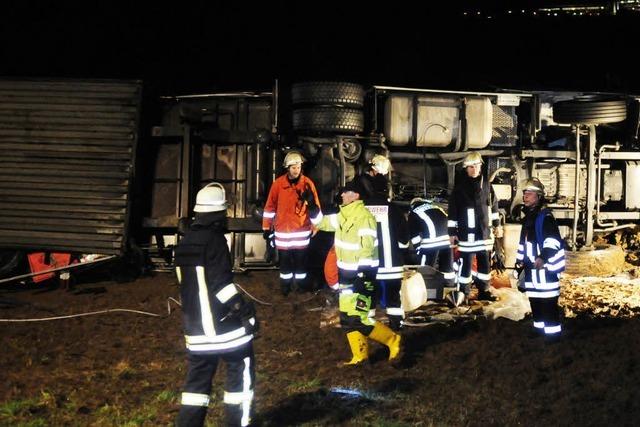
xmin=408 ymin=203 xmax=451 ymax=253
xmin=175 ymin=225 xmax=254 ymax=354
xmin=262 ymin=174 xmax=321 ymax=249
xmin=317 ymin=200 xmax=378 ymax=271
xmin=516 ymin=209 xmax=565 ymax=299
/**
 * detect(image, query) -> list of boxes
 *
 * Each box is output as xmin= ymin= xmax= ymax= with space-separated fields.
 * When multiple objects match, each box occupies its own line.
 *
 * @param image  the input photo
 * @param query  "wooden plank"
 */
xmin=1 ymin=202 xmax=126 ymax=214
xmin=0 ymin=229 xmax=123 ymax=242
xmin=0 ymin=142 xmax=131 ymax=153
xmin=0 ymin=196 xmax=127 ymax=209
xmin=0 ymin=222 xmax=123 ymax=235
xmin=0 ymin=168 xmax=130 ymax=179
xmin=0 ymin=181 xmax=129 ymax=192
xmin=4 ymin=209 xmax=126 ymax=221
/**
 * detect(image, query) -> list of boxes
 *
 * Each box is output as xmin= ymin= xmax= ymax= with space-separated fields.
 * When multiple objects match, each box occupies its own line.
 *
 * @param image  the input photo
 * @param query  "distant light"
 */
xmin=477 ymin=11 xmax=481 ymax=15
xmin=508 ymin=10 xmax=512 ymax=14
xmin=521 ymin=9 xmax=525 ymax=13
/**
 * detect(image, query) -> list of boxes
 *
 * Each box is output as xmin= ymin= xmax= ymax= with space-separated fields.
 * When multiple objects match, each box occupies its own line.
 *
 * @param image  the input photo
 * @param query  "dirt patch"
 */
xmin=2 ymin=271 xmax=640 ymax=426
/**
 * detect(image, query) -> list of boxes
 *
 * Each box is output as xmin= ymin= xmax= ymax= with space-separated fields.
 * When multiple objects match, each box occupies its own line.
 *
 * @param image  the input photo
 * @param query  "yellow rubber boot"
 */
xmin=368 ymin=322 xmax=402 ymax=361
xmin=344 ymin=331 xmax=369 ymax=365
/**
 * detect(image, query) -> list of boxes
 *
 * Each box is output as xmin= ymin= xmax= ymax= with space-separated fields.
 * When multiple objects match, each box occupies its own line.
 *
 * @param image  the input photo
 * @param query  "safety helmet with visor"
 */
xmin=522 ymin=177 xmax=545 ymax=196
xmin=283 ymin=151 xmax=305 ymax=168
xmin=462 ymin=151 xmax=483 ymax=167
xmin=194 ymin=182 xmax=227 ymax=213
xmin=370 ymin=154 xmax=391 ymax=175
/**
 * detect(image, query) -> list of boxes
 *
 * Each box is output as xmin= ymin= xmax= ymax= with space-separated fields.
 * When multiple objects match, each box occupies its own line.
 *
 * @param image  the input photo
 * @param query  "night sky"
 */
xmin=1 ymin=1 xmax=639 ymax=95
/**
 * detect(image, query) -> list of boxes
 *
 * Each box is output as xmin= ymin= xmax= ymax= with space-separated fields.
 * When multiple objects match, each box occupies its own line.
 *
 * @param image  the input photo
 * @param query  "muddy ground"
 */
xmin=1 ymin=269 xmax=640 ymax=426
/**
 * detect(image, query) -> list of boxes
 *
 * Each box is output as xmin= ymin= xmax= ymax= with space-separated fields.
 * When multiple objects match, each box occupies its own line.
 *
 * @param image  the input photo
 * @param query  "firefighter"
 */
xmin=175 ymin=182 xmax=258 ymax=427
xmin=359 ymin=154 xmax=392 ymax=200
xmin=515 ymin=177 xmax=566 ymax=342
xmin=358 ymin=155 xmax=409 ymax=330
xmin=447 ymin=152 xmax=500 ymax=301
xmin=314 ymin=180 xmax=402 ymax=365
xmin=408 ymin=197 xmax=455 ymax=287
xmin=262 ymin=151 xmax=322 ymax=295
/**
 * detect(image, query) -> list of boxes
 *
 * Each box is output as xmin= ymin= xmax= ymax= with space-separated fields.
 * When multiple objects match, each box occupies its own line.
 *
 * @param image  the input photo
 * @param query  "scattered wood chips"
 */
xmin=560 ymin=273 xmax=640 ymax=318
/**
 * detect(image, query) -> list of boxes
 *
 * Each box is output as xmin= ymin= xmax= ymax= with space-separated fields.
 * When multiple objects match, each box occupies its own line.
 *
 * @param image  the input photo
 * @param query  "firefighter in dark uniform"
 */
xmin=175 ymin=182 xmax=258 ymax=427
xmin=358 ymin=155 xmax=409 ymax=330
xmin=447 ymin=152 xmax=500 ymax=301
xmin=515 ymin=177 xmax=566 ymax=341
xmin=408 ymin=197 xmax=455 ymax=287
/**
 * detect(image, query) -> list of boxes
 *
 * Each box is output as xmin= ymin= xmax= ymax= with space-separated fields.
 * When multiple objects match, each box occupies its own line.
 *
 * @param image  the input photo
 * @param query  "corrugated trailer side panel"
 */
xmin=0 ymin=78 xmax=142 ymax=255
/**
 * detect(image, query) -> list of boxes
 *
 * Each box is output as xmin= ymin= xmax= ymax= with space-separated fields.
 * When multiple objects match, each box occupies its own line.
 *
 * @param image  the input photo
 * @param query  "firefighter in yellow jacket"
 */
xmin=314 ymin=179 xmax=402 ymax=365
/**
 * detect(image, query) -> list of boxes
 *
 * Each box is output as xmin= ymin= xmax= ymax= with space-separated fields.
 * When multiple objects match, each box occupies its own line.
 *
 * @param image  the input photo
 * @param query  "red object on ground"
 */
xmin=27 ymin=252 xmax=72 ymax=283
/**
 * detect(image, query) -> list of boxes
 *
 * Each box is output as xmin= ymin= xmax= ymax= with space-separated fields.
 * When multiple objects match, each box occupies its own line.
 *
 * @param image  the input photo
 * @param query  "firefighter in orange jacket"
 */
xmin=262 ymin=151 xmax=322 ymax=295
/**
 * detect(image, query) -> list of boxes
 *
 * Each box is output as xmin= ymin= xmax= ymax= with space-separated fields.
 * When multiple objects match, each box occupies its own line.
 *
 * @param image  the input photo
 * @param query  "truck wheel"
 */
xmin=553 ymin=98 xmax=627 ymax=124
xmin=564 ymin=244 xmax=626 ymax=276
xmin=292 ymin=107 xmax=365 ymax=134
xmin=0 ymin=250 xmax=23 ymax=278
xmin=291 ymin=82 xmax=365 ymax=108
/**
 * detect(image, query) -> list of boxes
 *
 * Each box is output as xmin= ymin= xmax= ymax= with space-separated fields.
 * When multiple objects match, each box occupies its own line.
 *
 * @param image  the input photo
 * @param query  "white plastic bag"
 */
xmin=401 ymin=270 xmax=428 ymax=312
xmin=482 ymin=287 xmax=531 ymax=321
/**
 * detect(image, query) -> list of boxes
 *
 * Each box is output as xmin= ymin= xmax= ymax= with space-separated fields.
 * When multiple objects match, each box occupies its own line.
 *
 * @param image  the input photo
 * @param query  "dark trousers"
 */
xmin=459 ymin=250 xmax=491 ymax=294
xmin=177 ymin=344 xmax=255 ymax=427
xmin=278 ymin=248 xmax=308 ymax=291
xmin=420 ymin=247 xmax=455 ymax=285
xmin=378 ymin=278 xmax=403 ymax=329
xmin=529 ymin=295 xmax=561 ymax=336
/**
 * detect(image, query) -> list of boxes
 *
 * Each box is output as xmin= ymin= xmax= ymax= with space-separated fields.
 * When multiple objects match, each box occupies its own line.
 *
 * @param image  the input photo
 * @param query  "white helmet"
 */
xmin=522 ymin=177 xmax=545 ymax=196
xmin=462 ymin=151 xmax=483 ymax=167
xmin=194 ymin=182 xmax=227 ymax=213
xmin=283 ymin=151 xmax=305 ymax=168
xmin=370 ymin=154 xmax=391 ymax=175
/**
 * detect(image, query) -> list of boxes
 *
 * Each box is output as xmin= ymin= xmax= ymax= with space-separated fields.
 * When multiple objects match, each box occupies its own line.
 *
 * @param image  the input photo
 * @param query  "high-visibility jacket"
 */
xmin=262 ymin=174 xmax=321 ymax=250
xmin=175 ymin=215 xmax=255 ymax=354
xmin=316 ymin=200 xmax=378 ymax=272
xmin=364 ymin=199 xmax=408 ymax=281
xmin=447 ymin=172 xmax=499 ymax=253
xmin=516 ymin=207 xmax=566 ymax=299
xmin=408 ymin=202 xmax=450 ymax=252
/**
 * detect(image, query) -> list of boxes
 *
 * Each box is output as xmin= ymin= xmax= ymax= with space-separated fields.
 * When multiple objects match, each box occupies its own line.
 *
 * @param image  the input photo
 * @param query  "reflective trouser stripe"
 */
xmin=181 ymin=392 xmax=210 ymax=406
xmin=224 ymin=356 xmax=254 ymax=427
xmin=386 ymin=307 xmax=404 ymax=316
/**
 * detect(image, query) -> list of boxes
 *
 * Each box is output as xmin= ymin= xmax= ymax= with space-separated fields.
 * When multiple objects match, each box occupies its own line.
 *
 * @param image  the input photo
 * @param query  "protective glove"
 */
xmin=514 ymin=263 xmax=525 ymax=292
xmin=300 ymin=186 xmax=316 ymax=208
xmin=226 ymin=298 xmax=259 ymax=335
xmin=262 ymin=230 xmax=274 ymax=248
xmin=492 ymin=250 xmax=506 ymax=274
xmin=352 ymin=273 xmax=367 ymax=294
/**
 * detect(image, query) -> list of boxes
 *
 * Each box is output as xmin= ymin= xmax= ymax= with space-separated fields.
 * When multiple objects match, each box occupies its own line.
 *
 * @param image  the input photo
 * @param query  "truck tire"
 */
xmin=292 ymin=107 xmax=365 ymax=134
xmin=564 ymin=244 xmax=626 ymax=276
xmin=291 ymin=82 xmax=365 ymax=108
xmin=553 ymin=98 xmax=627 ymax=124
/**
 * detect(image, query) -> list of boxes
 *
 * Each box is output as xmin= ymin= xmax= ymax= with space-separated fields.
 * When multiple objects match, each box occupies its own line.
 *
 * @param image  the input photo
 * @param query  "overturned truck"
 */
xmin=0 ymin=78 xmax=143 ymax=281
xmin=146 ymin=81 xmax=640 ymax=274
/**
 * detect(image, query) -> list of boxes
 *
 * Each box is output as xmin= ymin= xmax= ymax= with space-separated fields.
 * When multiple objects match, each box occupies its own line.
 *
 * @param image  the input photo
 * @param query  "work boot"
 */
xmin=368 ymin=322 xmax=402 ymax=362
xmin=280 ymin=283 xmax=291 ymax=296
xmin=344 ymin=331 xmax=369 ymax=365
xmin=388 ymin=315 xmax=403 ymax=331
xmin=544 ymin=331 xmax=562 ymax=345
xmin=477 ymin=289 xmax=497 ymax=302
